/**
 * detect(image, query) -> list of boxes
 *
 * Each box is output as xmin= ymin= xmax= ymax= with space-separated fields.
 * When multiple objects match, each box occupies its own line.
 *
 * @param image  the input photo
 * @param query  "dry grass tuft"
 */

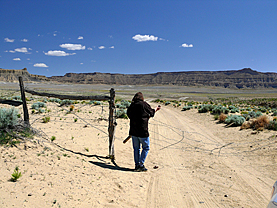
xmin=240 ymin=122 xmax=251 ymax=130
xmin=250 ymin=115 xmax=270 ymax=130
xmin=219 ymin=113 xmax=227 ymax=123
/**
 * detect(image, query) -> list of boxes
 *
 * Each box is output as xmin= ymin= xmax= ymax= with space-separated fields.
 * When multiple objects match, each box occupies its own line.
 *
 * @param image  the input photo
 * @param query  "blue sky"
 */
xmin=1 ymin=0 xmax=277 ymax=77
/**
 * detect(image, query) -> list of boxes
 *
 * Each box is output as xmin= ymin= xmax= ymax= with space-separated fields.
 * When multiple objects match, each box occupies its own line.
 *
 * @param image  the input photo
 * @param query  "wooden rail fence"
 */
xmin=1 ymin=76 xmax=117 ymax=160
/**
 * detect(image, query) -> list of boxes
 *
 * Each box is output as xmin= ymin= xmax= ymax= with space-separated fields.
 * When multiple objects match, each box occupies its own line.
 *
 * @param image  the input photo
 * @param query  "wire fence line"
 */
xmin=149 ymin=118 xmax=277 ymax=157
xmin=1 ymin=89 xmax=276 ymax=159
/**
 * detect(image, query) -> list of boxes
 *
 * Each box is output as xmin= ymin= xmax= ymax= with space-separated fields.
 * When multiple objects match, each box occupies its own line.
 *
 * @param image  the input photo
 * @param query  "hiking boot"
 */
xmin=134 ymin=164 xmax=140 ymax=172
xmin=139 ymin=165 xmax=148 ymax=172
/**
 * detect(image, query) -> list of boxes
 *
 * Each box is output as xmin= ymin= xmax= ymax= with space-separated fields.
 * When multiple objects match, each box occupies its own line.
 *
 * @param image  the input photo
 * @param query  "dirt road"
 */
xmin=1 ymin=102 xmax=276 ymax=207
xmin=137 ymin=104 xmax=276 ymax=207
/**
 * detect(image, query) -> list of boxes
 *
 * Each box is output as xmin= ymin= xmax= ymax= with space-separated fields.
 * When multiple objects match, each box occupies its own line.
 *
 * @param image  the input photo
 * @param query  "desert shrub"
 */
xmin=116 ymin=109 xmax=128 ymax=119
xmin=48 ymin=98 xmax=61 ymax=103
xmin=154 ymin=99 xmax=161 ymax=103
xmin=31 ymin=102 xmax=46 ymax=110
xmin=219 ymin=113 xmax=227 ymax=123
xmin=42 ymin=116 xmax=50 ymax=123
xmin=11 ymin=166 xmax=22 ymax=182
xmin=272 ymin=111 xmax=277 ymax=116
xmin=69 ymin=105 xmax=74 ymax=111
xmin=268 ymin=121 xmax=277 ymax=131
xmin=59 ymin=99 xmax=73 ymax=106
xmin=0 ymin=107 xmax=19 ymax=129
xmin=228 ymin=105 xmax=239 ymax=113
xmin=165 ymin=101 xmax=171 ymax=106
xmin=12 ymin=96 xmax=21 ymax=101
xmin=212 ymin=105 xmax=229 ymax=115
xmin=214 ymin=114 xmax=219 ymax=120
xmin=259 ymin=107 xmax=267 ymax=113
xmin=245 ymin=111 xmax=263 ymax=119
xmin=240 ymin=122 xmax=252 ymax=130
xmin=250 ymin=116 xmax=270 ymax=130
xmin=198 ymin=104 xmax=215 ymax=113
xmin=225 ymin=115 xmax=245 ymax=126
xmin=121 ymin=100 xmax=131 ymax=108
xmin=182 ymin=106 xmax=193 ymax=111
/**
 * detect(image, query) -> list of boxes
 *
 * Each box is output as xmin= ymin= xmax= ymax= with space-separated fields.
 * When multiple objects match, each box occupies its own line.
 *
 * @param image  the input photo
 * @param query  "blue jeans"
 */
xmin=132 ymin=136 xmax=150 ymax=165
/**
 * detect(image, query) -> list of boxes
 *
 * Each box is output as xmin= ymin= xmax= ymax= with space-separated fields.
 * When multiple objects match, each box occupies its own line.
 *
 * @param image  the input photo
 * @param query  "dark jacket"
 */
xmin=127 ymin=100 xmax=155 ymax=138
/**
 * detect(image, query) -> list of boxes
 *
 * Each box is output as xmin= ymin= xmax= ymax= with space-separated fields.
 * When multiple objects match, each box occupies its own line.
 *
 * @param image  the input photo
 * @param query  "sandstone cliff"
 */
xmin=50 ymin=68 xmax=277 ymax=89
xmin=1 ymin=67 xmax=276 ymax=89
xmin=0 ymin=68 xmax=49 ymax=82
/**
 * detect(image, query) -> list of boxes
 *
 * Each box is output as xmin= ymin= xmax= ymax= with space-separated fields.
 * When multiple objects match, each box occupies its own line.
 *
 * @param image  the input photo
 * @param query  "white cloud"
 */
xmin=21 ymin=39 xmax=28 ymax=42
xmin=15 ymin=47 xmax=28 ymax=53
xmin=98 ymin=46 xmax=105 ymax=49
xmin=87 ymin=47 xmax=93 ymax=50
xmin=44 ymin=50 xmax=76 ymax=56
xmin=181 ymin=43 xmax=193 ymax=48
xmin=78 ymin=36 xmax=83 ymax=40
xmin=9 ymin=50 xmax=15 ymax=53
xmin=60 ymin=43 xmax=85 ymax=50
xmin=34 ymin=63 xmax=48 ymax=67
xmin=5 ymin=38 xmax=15 ymax=42
xmin=13 ymin=58 xmax=21 ymax=61
xmin=110 ymin=46 xmax=114 ymax=49
xmin=132 ymin=34 xmax=158 ymax=42
xmin=53 ymin=34 xmax=57 ymax=36
xmin=80 ymin=63 xmax=83 ymax=65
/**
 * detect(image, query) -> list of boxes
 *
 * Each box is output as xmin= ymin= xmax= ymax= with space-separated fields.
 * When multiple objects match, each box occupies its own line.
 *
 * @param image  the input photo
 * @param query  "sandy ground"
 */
xmin=0 ymin=101 xmax=277 ymax=208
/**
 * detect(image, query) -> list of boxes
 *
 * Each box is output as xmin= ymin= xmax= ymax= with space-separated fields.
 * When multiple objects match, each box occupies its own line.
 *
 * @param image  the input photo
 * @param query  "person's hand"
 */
xmin=155 ymin=105 xmax=161 ymax=112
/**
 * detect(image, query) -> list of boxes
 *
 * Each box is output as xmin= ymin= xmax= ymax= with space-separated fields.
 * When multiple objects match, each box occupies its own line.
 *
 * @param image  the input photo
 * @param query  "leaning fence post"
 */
xmin=18 ymin=76 xmax=30 ymax=127
xmin=108 ymin=88 xmax=116 ymax=160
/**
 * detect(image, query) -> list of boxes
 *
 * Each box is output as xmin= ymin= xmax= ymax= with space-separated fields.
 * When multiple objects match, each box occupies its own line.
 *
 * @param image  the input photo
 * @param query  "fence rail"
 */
xmin=1 ymin=76 xmax=117 ymax=160
xmin=25 ymin=89 xmax=111 ymax=101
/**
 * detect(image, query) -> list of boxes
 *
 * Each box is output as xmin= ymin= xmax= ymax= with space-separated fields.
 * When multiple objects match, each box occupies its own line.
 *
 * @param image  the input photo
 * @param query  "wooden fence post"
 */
xmin=18 ymin=77 xmax=30 ymax=127
xmin=108 ymin=88 xmax=116 ymax=160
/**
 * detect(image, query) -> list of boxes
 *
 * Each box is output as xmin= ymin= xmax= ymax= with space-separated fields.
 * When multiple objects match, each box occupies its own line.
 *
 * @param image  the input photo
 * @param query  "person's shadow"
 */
xmin=89 ymin=160 xmax=133 ymax=172
xmin=55 ymin=144 xmax=133 ymax=172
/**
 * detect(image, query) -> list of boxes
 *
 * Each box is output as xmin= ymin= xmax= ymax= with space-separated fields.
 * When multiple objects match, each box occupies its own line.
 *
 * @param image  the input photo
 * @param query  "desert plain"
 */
xmin=0 ymin=82 xmax=277 ymax=208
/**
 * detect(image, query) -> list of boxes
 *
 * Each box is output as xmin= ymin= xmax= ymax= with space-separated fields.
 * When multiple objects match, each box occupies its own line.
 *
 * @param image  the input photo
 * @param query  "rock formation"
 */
xmin=50 ymin=68 xmax=277 ymax=89
xmin=0 ymin=68 xmax=49 ymax=82
xmin=1 ymin=67 xmax=276 ymax=89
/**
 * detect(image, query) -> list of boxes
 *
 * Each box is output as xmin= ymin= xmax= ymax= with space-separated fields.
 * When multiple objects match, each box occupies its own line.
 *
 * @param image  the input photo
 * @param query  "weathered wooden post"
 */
xmin=18 ymin=76 xmax=30 ymax=127
xmin=108 ymin=88 xmax=116 ymax=160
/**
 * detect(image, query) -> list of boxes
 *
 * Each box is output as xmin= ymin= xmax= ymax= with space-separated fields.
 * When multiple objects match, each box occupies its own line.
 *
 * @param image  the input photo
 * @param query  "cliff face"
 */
xmin=50 ymin=68 xmax=277 ymax=89
xmin=1 ymin=67 xmax=276 ymax=89
xmin=0 ymin=68 xmax=49 ymax=82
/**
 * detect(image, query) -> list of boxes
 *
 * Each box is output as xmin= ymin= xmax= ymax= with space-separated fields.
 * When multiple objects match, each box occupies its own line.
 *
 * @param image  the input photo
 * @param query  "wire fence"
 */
xmin=1 ymin=89 xmax=276 ymax=159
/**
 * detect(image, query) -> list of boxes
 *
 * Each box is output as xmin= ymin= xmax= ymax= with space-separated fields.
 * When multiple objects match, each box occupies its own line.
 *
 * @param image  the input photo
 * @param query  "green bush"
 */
xmin=48 ymin=98 xmax=61 ymax=103
xmin=116 ymin=109 xmax=128 ymax=118
xmin=0 ymin=107 xmax=19 ymax=129
xmin=225 ymin=115 xmax=245 ymax=126
xmin=212 ymin=105 xmax=229 ymax=115
xmin=11 ymin=166 xmax=22 ymax=182
xmin=31 ymin=102 xmax=46 ymax=110
xmin=59 ymin=99 xmax=73 ymax=106
xmin=12 ymin=96 xmax=22 ymax=101
xmin=182 ymin=106 xmax=193 ymax=111
xmin=198 ymin=104 xmax=215 ymax=113
xmin=120 ymin=100 xmax=131 ymax=108
xmin=165 ymin=101 xmax=171 ymax=106
xmin=268 ymin=121 xmax=277 ymax=131
xmin=42 ymin=116 xmax=50 ymax=123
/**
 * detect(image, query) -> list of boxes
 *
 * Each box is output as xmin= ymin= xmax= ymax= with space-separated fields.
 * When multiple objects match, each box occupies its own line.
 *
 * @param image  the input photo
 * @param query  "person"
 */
xmin=267 ymin=181 xmax=277 ymax=208
xmin=127 ymin=92 xmax=161 ymax=172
